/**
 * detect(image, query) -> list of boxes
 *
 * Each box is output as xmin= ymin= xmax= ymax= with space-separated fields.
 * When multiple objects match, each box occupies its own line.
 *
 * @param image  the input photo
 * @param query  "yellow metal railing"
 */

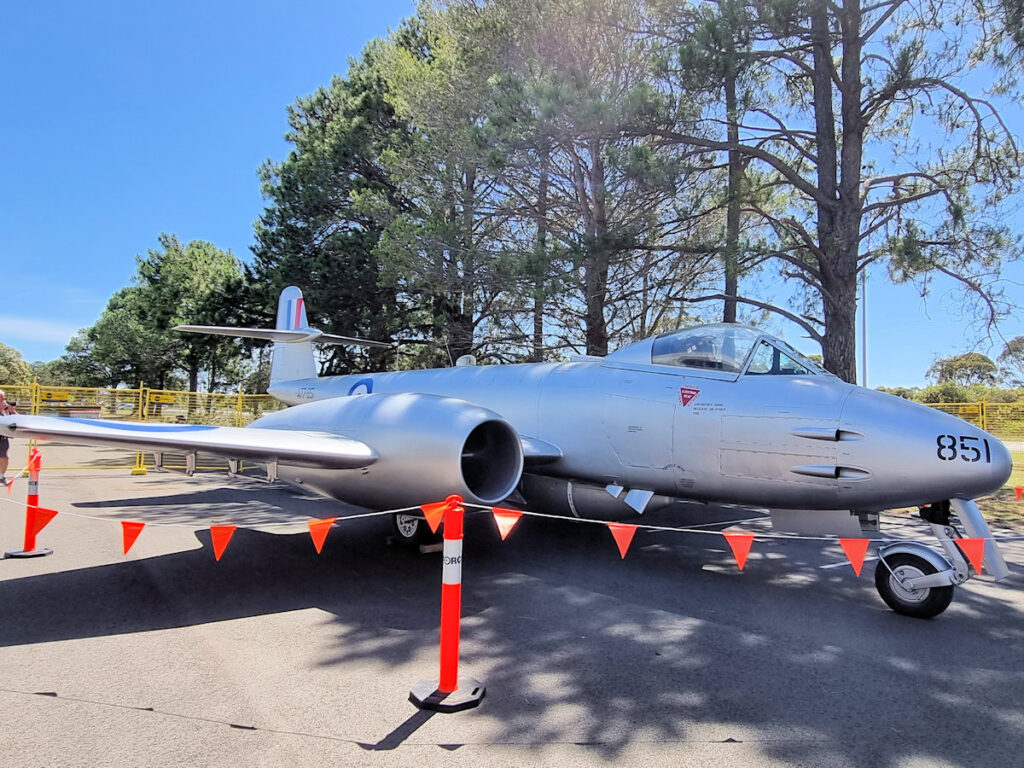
xmin=1 ymin=382 xmax=285 ymax=427
xmin=1 ymin=382 xmax=287 ymax=473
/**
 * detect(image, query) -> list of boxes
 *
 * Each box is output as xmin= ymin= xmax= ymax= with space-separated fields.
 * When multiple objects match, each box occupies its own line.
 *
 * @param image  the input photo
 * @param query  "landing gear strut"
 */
xmin=873 ymin=498 xmax=1009 ymax=619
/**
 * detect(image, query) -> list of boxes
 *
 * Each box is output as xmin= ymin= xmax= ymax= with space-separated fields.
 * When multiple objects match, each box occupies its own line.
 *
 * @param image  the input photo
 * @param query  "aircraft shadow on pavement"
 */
xmin=1 ymin=509 xmax=1022 ymax=765
xmin=69 ymin=484 xmax=333 ymax=528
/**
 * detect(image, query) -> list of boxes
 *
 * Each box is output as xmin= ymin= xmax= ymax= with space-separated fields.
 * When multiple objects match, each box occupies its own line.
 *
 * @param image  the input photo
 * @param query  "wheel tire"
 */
xmin=874 ymin=553 xmax=954 ymax=619
xmin=391 ymin=513 xmax=439 ymax=546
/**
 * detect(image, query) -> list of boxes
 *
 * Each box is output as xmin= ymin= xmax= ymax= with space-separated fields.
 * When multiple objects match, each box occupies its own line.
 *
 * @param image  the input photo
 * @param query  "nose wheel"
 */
xmin=874 ymin=552 xmax=955 ymax=619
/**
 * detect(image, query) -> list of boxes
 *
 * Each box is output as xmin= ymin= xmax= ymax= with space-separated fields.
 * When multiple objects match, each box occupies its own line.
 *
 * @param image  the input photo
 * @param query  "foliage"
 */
xmin=27 ymin=359 xmax=72 ymax=387
xmin=0 ymin=343 xmax=31 ymax=385
xmin=135 ymin=234 xmax=247 ymax=392
xmin=249 ymin=49 xmax=409 ymax=374
xmin=236 ymin=0 xmax=1022 ymax=372
xmin=58 ymin=235 xmax=247 ymax=390
xmin=646 ymin=0 xmax=1023 ymax=382
xmin=927 ymin=352 xmax=999 ymax=387
xmin=876 ymin=385 xmax=918 ymax=400
xmin=998 ymin=336 xmax=1024 ymax=386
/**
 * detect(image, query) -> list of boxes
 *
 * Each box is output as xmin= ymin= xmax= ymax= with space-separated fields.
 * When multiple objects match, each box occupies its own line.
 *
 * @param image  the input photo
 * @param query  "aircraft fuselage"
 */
xmin=268 ymin=357 xmax=1010 ymax=513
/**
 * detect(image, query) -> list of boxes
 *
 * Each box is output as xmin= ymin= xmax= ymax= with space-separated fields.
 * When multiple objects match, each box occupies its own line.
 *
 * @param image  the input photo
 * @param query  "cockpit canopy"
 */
xmin=606 ymin=323 xmax=827 ymax=377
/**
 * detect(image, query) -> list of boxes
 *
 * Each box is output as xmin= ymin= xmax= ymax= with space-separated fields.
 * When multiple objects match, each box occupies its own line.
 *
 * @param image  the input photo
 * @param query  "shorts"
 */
xmin=0 ymin=436 xmax=8 ymax=458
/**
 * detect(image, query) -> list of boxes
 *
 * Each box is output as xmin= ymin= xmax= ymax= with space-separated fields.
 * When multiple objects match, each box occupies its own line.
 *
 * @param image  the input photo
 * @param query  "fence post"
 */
xmin=26 ymin=378 xmax=40 ymax=465
xmin=132 ymin=383 xmax=148 ymax=475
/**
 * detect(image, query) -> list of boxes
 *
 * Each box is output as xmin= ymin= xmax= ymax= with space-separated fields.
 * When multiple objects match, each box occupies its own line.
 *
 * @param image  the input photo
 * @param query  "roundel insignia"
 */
xmin=348 ymin=378 xmax=374 ymax=396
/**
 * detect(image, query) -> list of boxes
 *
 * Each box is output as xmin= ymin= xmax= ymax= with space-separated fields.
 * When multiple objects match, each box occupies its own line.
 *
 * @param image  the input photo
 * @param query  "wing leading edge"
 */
xmin=0 ymin=415 xmax=377 ymax=469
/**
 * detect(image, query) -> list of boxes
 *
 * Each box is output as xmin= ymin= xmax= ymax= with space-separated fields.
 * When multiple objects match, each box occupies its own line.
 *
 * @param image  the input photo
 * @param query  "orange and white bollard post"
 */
xmin=409 ymin=495 xmax=485 ymax=712
xmin=5 ymin=448 xmax=56 ymax=558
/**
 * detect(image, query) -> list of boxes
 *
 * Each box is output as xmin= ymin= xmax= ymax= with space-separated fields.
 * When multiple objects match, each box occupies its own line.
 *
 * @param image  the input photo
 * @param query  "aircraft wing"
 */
xmin=0 ymin=415 xmax=377 ymax=469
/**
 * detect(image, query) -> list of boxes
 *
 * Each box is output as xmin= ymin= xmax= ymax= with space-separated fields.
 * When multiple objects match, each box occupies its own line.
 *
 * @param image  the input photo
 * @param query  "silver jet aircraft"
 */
xmin=0 ymin=286 xmax=1012 ymax=618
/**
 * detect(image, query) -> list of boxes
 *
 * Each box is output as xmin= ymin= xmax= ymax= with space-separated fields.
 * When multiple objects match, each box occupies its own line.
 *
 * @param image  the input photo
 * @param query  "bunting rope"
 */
xmin=461 ymin=502 xmax=1024 ymax=544
xmin=0 ymin=492 xmax=421 ymax=529
xmin=2 ymin=483 xmax=1024 ymax=548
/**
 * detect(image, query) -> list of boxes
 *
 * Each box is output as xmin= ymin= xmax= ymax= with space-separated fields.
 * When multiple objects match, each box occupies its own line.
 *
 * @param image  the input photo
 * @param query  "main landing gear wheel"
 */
xmin=391 ymin=513 xmax=440 ymax=546
xmin=874 ymin=553 xmax=954 ymax=619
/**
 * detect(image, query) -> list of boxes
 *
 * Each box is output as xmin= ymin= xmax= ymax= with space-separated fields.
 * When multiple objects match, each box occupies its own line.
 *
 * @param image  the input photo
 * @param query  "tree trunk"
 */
xmin=810 ymin=0 xmax=859 ymax=382
xmin=585 ymin=141 xmax=610 ymax=356
xmin=532 ymin=148 xmax=550 ymax=362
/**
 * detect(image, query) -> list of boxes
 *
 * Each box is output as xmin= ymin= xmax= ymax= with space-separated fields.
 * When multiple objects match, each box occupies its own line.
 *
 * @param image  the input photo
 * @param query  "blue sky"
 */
xmin=0 ymin=0 xmax=1021 ymax=387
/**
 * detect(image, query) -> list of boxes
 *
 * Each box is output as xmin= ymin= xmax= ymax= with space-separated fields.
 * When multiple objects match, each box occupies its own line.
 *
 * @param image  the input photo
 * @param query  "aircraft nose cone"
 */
xmin=988 ymin=435 xmax=1013 ymax=490
xmin=838 ymin=390 xmax=1011 ymax=508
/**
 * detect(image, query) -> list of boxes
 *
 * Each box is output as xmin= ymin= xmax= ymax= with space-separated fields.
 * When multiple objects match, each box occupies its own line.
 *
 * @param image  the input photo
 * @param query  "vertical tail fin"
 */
xmin=174 ymin=285 xmax=388 ymax=392
xmin=270 ymin=286 xmax=316 ymax=385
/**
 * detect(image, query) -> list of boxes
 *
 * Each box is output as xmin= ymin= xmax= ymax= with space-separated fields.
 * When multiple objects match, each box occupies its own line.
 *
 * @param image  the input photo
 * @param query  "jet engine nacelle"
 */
xmin=252 ymin=392 xmax=524 ymax=509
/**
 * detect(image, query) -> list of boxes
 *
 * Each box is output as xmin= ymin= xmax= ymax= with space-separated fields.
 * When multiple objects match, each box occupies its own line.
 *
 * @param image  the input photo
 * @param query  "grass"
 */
xmin=981 ymin=451 xmax=1024 ymax=529
xmin=1009 ymin=451 xmax=1024 ymax=490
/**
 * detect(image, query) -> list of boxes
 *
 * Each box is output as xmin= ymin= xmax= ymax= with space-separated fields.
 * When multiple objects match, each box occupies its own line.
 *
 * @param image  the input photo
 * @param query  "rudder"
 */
xmin=271 ymin=286 xmax=316 ymax=384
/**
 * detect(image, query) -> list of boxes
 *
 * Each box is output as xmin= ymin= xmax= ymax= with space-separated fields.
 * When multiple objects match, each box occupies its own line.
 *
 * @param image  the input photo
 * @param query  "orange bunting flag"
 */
xmin=27 ymin=506 xmax=59 ymax=539
xmin=723 ymin=532 xmax=754 ymax=571
xmin=210 ymin=525 xmax=237 ymax=561
xmin=956 ymin=538 xmax=986 ymax=573
xmin=121 ymin=521 xmax=146 ymax=554
xmin=1016 ymin=486 xmax=1023 ymax=501
xmin=839 ymin=538 xmax=871 ymax=577
xmin=307 ymin=517 xmax=338 ymax=554
xmin=491 ymin=507 xmax=523 ymax=541
xmin=607 ymin=522 xmax=637 ymax=559
xmin=420 ymin=501 xmax=448 ymax=534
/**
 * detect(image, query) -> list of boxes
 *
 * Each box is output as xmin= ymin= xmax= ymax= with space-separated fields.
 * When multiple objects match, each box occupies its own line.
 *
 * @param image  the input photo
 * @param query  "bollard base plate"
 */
xmin=409 ymin=678 xmax=485 ymax=713
xmin=5 ymin=547 xmax=53 ymax=559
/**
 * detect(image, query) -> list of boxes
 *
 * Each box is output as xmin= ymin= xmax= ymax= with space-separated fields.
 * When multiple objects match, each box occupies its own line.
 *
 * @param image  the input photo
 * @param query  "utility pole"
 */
xmin=860 ymin=269 xmax=867 ymax=387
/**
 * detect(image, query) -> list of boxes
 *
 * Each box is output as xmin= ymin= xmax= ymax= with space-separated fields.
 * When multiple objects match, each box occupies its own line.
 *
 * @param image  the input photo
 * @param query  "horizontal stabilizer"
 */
xmin=0 ymin=415 xmax=378 ymax=469
xmin=174 ymin=325 xmax=391 ymax=349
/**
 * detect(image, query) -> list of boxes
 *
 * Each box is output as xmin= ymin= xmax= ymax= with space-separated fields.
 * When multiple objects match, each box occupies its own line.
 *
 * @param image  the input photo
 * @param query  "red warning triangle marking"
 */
xmin=121 ymin=521 xmax=146 ymax=554
xmin=956 ymin=538 xmax=986 ymax=573
xmin=27 ymin=506 xmax=59 ymax=538
xmin=723 ymin=532 xmax=754 ymax=570
xmin=839 ymin=538 xmax=871 ymax=577
xmin=679 ymin=386 xmax=700 ymax=406
xmin=420 ymin=501 xmax=448 ymax=534
xmin=210 ymin=525 xmax=237 ymax=561
xmin=607 ymin=522 xmax=637 ymax=559
xmin=491 ymin=507 xmax=523 ymax=541
xmin=307 ymin=517 xmax=338 ymax=554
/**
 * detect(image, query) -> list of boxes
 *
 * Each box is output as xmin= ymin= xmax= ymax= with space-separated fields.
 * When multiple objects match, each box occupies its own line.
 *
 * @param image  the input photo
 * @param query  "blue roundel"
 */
xmin=348 ymin=378 xmax=374 ymax=396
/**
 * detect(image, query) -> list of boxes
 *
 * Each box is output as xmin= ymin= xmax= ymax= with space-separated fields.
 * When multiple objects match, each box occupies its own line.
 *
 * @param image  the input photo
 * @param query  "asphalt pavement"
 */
xmin=2 ymin=441 xmax=1023 ymax=767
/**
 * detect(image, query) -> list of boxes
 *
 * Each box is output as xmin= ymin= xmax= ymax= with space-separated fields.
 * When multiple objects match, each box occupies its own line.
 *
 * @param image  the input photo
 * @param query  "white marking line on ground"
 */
xmin=820 ymin=555 xmax=879 ymax=570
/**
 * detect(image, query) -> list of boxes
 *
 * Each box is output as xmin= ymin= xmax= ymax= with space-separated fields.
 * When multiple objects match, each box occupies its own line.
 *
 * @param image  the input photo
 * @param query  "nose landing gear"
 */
xmin=873 ymin=498 xmax=1009 ymax=618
